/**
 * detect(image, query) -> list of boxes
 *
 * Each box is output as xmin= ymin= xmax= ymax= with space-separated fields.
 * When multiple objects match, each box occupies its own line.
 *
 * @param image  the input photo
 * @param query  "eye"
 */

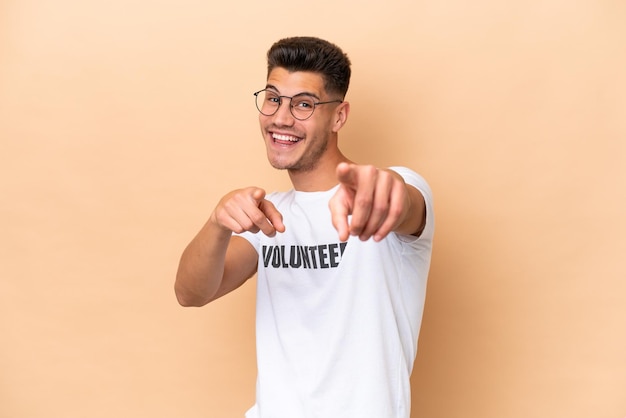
xmin=292 ymin=97 xmax=315 ymax=109
xmin=266 ymin=94 xmax=280 ymax=104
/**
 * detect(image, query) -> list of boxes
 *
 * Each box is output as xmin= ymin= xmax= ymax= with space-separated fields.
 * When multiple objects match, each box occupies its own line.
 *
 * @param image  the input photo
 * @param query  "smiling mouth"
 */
xmin=272 ymin=133 xmax=302 ymax=144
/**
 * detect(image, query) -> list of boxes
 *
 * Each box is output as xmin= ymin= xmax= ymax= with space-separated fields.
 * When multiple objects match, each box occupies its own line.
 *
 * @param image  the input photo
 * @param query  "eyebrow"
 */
xmin=265 ymin=84 xmax=321 ymax=100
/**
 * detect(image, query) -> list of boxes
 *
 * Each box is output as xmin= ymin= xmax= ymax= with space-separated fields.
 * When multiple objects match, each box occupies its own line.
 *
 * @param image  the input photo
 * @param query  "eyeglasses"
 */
xmin=254 ymin=89 xmax=342 ymax=121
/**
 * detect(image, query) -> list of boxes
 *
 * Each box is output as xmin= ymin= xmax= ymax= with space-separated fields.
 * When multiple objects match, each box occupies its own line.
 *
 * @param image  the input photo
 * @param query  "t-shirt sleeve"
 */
xmin=389 ymin=166 xmax=435 ymax=242
xmin=234 ymin=229 xmax=260 ymax=253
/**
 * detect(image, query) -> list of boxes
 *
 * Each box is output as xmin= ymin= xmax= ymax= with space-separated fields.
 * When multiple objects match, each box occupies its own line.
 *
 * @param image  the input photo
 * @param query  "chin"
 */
xmin=269 ymin=159 xmax=307 ymax=172
xmin=267 ymin=156 xmax=293 ymax=170
xmin=269 ymin=162 xmax=290 ymax=170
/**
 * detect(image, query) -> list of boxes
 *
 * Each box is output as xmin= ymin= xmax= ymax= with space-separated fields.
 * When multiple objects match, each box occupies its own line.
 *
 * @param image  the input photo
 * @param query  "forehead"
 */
xmin=266 ymin=68 xmax=326 ymax=96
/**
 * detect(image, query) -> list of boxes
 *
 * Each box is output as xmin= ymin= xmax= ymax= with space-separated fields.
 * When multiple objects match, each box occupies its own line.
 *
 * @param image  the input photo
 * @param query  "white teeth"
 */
xmin=273 ymin=133 xmax=300 ymax=142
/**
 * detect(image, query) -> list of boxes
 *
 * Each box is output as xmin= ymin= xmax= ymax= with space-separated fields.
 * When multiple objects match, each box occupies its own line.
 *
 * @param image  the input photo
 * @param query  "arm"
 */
xmin=329 ymin=163 xmax=426 ymax=242
xmin=175 ymin=187 xmax=285 ymax=307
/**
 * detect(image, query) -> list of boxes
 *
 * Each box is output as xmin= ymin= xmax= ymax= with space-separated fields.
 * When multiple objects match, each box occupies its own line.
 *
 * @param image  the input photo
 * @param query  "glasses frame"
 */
xmin=254 ymin=89 xmax=343 ymax=121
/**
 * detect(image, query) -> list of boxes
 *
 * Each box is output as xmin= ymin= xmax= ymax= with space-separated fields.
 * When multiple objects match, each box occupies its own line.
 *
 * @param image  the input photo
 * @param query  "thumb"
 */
xmin=258 ymin=198 xmax=286 ymax=234
xmin=329 ymin=186 xmax=351 ymax=242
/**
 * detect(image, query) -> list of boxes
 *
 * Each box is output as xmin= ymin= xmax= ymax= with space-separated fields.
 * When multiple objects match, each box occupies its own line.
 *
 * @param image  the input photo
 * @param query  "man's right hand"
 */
xmin=210 ymin=187 xmax=285 ymax=237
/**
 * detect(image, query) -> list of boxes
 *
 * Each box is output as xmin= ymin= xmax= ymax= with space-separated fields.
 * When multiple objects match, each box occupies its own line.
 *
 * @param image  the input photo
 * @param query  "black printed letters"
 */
xmin=262 ymin=242 xmax=348 ymax=269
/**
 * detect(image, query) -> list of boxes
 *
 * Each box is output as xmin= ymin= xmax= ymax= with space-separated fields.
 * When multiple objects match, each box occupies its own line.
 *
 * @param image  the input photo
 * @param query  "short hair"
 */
xmin=266 ymin=36 xmax=351 ymax=99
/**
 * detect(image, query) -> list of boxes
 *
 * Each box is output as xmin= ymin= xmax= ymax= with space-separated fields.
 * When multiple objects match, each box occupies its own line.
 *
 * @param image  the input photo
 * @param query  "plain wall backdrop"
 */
xmin=1 ymin=0 xmax=625 ymax=417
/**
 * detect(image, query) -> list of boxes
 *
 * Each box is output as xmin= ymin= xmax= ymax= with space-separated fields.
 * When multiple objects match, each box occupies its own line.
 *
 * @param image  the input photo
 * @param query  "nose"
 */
xmin=271 ymin=98 xmax=295 ymax=126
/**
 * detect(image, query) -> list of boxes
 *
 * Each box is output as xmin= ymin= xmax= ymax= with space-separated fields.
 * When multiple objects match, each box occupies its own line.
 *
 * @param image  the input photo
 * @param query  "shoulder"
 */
xmin=265 ymin=189 xmax=295 ymax=203
xmin=388 ymin=166 xmax=429 ymax=189
xmin=257 ymin=189 xmax=295 ymax=211
xmin=388 ymin=167 xmax=432 ymax=202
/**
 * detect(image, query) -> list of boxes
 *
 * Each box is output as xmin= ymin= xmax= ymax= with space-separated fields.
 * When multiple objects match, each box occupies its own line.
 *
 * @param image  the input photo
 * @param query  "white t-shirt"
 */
xmin=240 ymin=167 xmax=434 ymax=418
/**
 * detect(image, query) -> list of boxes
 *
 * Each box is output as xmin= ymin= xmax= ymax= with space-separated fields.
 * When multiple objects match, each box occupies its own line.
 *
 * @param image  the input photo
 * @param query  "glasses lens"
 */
xmin=255 ymin=90 xmax=279 ymax=116
xmin=290 ymin=95 xmax=316 ymax=120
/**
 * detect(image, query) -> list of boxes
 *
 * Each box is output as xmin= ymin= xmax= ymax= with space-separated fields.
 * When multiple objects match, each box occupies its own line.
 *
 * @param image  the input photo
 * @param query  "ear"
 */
xmin=331 ymin=101 xmax=350 ymax=133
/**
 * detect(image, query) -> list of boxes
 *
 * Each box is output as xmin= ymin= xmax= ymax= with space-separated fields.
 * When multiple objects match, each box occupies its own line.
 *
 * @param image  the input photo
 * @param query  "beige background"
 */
xmin=1 ymin=0 xmax=625 ymax=417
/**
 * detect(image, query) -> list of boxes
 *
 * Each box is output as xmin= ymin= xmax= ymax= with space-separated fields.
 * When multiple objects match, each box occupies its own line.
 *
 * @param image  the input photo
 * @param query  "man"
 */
xmin=175 ymin=36 xmax=434 ymax=418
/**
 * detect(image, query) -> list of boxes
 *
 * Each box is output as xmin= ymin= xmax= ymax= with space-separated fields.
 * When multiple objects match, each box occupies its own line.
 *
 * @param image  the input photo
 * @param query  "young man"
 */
xmin=175 ymin=36 xmax=434 ymax=418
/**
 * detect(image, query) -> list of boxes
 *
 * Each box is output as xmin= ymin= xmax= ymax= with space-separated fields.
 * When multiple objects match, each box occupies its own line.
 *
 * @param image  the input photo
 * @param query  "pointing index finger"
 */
xmin=336 ymin=162 xmax=358 ymax=190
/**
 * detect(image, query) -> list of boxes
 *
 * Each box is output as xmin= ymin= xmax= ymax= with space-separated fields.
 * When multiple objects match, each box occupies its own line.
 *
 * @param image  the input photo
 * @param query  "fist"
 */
xmin=329 ymin=163 xmax=410 ymax=242
xmin=211 ymin=187 xmax=285 ymax=237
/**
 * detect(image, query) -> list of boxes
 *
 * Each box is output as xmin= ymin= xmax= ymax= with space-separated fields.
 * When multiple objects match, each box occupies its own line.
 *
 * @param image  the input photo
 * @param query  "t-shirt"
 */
xmin=240 ymin=167 xmax=434 ymax=418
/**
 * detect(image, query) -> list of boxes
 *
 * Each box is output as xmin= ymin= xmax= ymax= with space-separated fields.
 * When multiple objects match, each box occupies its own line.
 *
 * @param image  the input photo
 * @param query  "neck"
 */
xmin=288 ymin=151 xmax=352 ymax=192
